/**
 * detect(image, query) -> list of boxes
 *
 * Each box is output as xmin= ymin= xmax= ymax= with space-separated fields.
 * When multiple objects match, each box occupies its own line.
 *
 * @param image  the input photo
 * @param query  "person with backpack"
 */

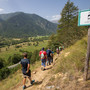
xmin=46 ymin=48 xmax=52 ymax=66
xmin=56 ymin=48 xmax=60 ymax=57
xmin=59 ymin=46 xmax=61 ymax=51
xmin=39 ymin=47 xmax=47 ymax=71
xmin=50 ymin=49 xmax=54 ymax=63
xmin=21 ymin=52 xmax=35 ymax=89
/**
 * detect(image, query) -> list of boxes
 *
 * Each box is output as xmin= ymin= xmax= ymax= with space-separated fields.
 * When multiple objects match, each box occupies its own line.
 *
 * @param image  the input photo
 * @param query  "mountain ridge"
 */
xmin=0 ymin=12 xmax=57 ymax=38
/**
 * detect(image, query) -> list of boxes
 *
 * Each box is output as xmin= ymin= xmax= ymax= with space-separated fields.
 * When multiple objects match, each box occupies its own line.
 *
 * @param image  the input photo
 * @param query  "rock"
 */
xmin=62 ymin=76 xmax=67 ymax=80
xmin=33 ymin=71 xmax=36 ymax=74
xmin=78 ymin=77 xmax=83 ymax=82
xmin=46 ymin=85 xmax=54 ymax=89
xmin=64 ymin=52 xmax=70 ymax=57
xmin=56 ymin=86 xmax=60 ymax=89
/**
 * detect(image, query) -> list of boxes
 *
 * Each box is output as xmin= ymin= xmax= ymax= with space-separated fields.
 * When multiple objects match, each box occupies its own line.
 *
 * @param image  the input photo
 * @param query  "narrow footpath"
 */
xmin=12 ymin=55 xmax=57 ymax=90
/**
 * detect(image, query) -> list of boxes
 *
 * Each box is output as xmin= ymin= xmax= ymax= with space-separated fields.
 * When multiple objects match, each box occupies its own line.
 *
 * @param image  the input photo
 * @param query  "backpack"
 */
xmin=47 ymin=50 xmax=52 ymax=57
xmin=41 ymin=51 xmax=45 ymax=59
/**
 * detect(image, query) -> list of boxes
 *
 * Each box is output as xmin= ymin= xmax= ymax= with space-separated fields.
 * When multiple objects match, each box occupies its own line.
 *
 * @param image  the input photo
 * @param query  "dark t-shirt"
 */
xmin=46 ymin=49 xmax=52 ymax=57
xmin=21 ymin=58 xmax=30 ymax=74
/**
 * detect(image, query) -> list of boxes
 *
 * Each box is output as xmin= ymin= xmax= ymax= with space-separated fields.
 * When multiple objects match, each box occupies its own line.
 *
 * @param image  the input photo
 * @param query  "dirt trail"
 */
xmin=12 ymin=56 xmax=57 ymax=90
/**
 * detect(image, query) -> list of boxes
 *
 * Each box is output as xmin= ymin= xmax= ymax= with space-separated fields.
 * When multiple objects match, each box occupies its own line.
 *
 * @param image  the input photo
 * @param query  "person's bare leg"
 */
xmin=23 ymin=78 xmax=26 ymax=86
xmin=28 ymin=77 xmax=32 ymax=83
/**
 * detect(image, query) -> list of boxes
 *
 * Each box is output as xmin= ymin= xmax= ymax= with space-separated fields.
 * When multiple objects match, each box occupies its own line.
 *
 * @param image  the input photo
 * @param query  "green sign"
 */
xmin=78 ymin=9 xmax=90 ymax=26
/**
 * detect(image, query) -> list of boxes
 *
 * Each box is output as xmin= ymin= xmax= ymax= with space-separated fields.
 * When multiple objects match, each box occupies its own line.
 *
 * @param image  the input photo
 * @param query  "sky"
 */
xmin=0 ymin=0 xmax=90 ymax=21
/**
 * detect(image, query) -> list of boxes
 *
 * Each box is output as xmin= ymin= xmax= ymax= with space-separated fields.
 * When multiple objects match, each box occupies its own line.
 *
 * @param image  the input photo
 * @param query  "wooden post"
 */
xmin=84 ymin=26 xmax=90 ymax=80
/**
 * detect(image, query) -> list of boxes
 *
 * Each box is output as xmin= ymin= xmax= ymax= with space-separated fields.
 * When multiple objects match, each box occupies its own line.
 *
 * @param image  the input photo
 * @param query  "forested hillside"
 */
xmin=0 ymin=12 xmax=57 ymax=38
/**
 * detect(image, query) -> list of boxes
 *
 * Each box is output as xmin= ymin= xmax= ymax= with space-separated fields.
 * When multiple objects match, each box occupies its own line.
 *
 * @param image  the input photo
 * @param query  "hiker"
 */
xmin=50 ymin=49 xmax=54 ymax=63
xmin=59 ymin=46 xmax=61 ymax=51
xmin=46 ymin=48 xmax=52 ymax=66
xmin=56 ymin=48 xmax=59 ymax=57
xmin=39 ymin=47 xmax=47 ymax=71
xmin=21 ymin=52 xmax=35 ymax=89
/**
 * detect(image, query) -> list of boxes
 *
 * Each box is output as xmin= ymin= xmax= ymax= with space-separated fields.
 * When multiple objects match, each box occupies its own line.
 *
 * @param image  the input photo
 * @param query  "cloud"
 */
xmin=51 ymin=15 xmax=61 ymax=21
xmin=0 ymin=8 xmax=4 ymax=12
xmin=46 ymin=16 xmax=49 ymax=18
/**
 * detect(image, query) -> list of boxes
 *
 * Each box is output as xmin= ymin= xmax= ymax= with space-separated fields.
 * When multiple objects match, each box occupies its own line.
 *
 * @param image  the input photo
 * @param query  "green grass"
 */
xmin=0 ymin=40 xmax=48 ymax=60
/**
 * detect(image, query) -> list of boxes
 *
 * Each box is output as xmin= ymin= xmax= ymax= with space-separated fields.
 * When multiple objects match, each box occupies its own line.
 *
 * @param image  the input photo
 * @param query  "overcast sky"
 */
xmin=0 ymin=0 xmax=90 ymax=21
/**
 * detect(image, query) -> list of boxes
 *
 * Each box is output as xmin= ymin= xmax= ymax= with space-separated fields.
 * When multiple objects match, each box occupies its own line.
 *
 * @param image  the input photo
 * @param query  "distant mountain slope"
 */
xmin=0 ymin=12 xmax=57 ymax=38
xmin=0 ymin=18 xmax=3 ymax=22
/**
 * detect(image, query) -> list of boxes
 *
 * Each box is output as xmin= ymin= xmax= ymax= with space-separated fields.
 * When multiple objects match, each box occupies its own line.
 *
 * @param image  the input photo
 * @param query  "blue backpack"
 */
xmin=47 ymin=50 xmax=51 ymax=57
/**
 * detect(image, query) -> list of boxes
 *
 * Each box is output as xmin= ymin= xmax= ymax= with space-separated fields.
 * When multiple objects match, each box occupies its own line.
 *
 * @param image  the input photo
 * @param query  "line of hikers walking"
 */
xmin=20 ymin=46 xmax=64 ymax=89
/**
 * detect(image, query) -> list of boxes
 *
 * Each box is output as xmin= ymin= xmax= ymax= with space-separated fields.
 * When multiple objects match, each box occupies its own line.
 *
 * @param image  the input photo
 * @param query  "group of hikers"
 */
xmin=20 ymin=46 xmax=64 ymax=89
xmin=56 ymin=46 xmax=64 ymax=56
xmin=39 ymin=47 xmax=54 ymax=70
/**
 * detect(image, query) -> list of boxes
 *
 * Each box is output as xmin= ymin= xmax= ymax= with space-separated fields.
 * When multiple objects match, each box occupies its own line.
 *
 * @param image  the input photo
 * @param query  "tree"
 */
xmin=58 ymin=0 xmax=78 ymax=29
xmin=48 ymin=0 xmax=87 ymax=49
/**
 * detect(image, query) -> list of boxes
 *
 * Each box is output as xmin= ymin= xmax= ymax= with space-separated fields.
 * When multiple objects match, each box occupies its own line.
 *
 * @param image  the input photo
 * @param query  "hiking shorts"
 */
xmin=23 ymin=70 xmax=31 ymax=78
xmin=41 ymin=59 xmax=46 ymax=67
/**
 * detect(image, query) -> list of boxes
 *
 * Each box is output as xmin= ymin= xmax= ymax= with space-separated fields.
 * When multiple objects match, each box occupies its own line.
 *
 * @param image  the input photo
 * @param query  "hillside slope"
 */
xmin=0 ymin=12 xmax=57 ymax=38
xmin=42 ymin=36 xmax=90 ymax=90
xmin=10 ymin=36 xmax=90 ymax=90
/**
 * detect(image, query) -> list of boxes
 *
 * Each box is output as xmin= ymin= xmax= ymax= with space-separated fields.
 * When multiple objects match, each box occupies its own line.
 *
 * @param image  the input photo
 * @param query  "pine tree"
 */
xmin=58 ymin=0 xmax=78 ymax=29
xmin=48 ymin=0 xmax=87 ymax=48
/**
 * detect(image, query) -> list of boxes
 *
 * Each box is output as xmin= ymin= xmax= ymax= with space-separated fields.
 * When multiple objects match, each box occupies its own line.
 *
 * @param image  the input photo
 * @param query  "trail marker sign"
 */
xmin=78 ymin=9 xmax=90 ymax=26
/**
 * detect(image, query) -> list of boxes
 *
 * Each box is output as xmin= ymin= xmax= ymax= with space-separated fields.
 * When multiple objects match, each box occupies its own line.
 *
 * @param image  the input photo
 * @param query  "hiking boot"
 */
xmin=43 ymin=68 xmax=46 ymax=71
xmin=23 ymin=85 xmax=26 ymax=90
xmin=31 ymin=80 xmax=35 ymax=85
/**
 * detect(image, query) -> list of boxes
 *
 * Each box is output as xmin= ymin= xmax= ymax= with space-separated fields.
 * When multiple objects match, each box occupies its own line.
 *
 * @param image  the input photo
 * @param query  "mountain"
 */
xmin=0 ymin=12 xmax=57 ymax=38
xmin=0 ymin=18 xmax=3 ymax=22
xmin=0 ymin=12 xmax=22 ymax=21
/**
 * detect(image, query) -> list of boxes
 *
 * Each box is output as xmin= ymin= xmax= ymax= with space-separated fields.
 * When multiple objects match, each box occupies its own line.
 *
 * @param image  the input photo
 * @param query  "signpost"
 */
xmin=78 ymin=9 xmax=90 ymax=26
xmin=78 ymin=9 xmax=90 ymax=80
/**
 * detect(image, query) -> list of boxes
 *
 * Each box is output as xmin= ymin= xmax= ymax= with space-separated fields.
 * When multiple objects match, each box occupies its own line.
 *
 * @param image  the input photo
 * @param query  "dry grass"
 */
xmin=43 ymin=36 xmax=90 ymax=90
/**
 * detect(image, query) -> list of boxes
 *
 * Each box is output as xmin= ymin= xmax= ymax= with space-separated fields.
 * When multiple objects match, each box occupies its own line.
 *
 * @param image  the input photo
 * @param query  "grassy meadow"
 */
xmin=0 ymin=40 xmax=48 ymax=61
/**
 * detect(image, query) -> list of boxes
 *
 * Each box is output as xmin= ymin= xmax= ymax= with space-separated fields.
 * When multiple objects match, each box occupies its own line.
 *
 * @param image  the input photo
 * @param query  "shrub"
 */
xmin=0 ymin=58 xmax=4 ymax=69
xmin=0 ymin=67 xmax=10 ymax=80
xmin=8 ymin=54 xmax=21 ymax=64
xmin=15 ymin=45 xmax=22 ymax=48
xmin=31 ymin=50 xmax=40 ymax=64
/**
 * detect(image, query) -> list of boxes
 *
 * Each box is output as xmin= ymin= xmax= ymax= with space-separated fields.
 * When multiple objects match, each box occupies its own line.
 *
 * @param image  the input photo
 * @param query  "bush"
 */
xmin=8 ymin=54 xmax=21 ymax=64
xmin=31 ymin=50 xmax=40 ymax=64
xmin=0 ymin=58 xmax=4 ymax=69
xmin=0 ymin=67 xmax=10 ymax=80
xmin=15 ymin=45 xmax=22 ymax=48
